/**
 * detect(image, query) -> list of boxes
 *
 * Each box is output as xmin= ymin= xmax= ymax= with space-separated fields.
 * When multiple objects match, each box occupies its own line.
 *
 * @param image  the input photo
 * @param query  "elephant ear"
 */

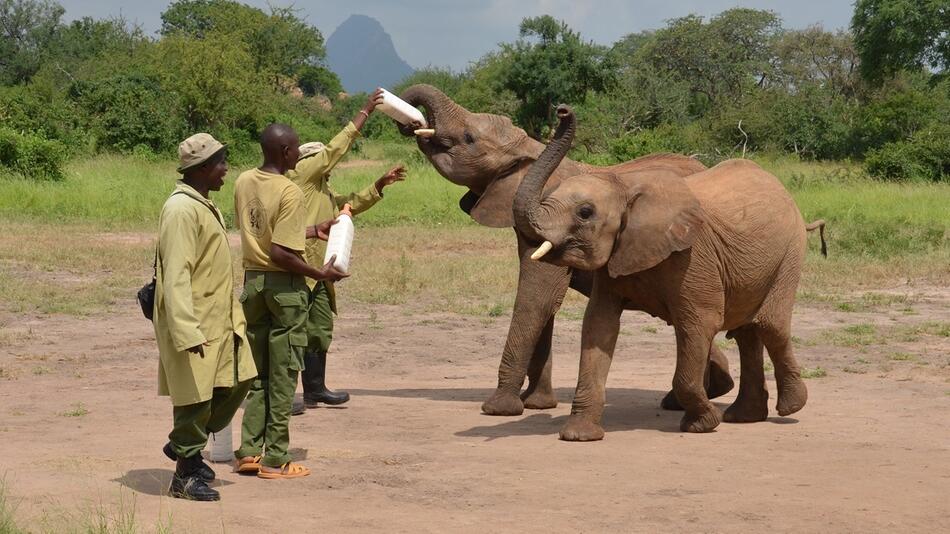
xmin=469 ymin=170 xmax=523 ymax=227
xmin=470 ymin=161 xmax=563 ymax=228
xmin=607 ymin=175 xmax=706 ymax=278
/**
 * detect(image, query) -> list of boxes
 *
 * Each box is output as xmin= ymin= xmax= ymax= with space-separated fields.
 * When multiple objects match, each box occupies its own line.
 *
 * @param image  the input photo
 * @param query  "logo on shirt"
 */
xmin=244 ymin=199 xmax=267 ymax=237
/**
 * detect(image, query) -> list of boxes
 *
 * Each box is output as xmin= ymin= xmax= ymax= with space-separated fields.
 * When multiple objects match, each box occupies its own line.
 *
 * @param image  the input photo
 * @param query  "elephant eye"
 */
xmin=464 ymin=131 xmax=475 ymax=144
xmin=578 ymin=205 xmax=594 ymax=220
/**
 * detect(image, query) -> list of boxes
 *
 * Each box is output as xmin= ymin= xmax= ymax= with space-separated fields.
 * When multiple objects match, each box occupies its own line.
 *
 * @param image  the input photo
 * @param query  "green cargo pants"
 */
xmin=170 ymin=380 xmax=252 ymax=459
xmin=305 ymin=281 xmax=334 ymax=353
xmin=236 ymin=271 xmax=309 ymax=468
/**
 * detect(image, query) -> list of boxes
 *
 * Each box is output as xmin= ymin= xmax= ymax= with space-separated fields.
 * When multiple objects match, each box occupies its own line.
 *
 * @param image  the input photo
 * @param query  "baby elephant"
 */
xmin=512 ymin=105 xmax=825 ymax=440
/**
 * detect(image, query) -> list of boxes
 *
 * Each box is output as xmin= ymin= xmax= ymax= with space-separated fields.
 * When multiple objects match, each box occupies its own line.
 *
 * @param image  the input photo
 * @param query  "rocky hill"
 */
xmin=326 ymin=14 xmax=415 ymax=94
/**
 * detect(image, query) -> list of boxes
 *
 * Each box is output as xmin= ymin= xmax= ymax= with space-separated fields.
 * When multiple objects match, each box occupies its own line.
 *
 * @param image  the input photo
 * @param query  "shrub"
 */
xmin=0 ymin=85 xmax=87 ymax=149
xmin=69 ymin=73 xmax=189 ymax=153
xmin=865 ymin=124 xmax=950 ymax=182
xmin=0 ymin=128 xmax=68 ymax=181
xmin=608 ymin=124 xmax=693 ymax=161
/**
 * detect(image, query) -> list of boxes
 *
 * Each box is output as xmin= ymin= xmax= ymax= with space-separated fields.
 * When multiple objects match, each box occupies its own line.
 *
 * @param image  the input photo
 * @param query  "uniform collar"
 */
xmin=174 ymin=181 xmax=216 ymax=208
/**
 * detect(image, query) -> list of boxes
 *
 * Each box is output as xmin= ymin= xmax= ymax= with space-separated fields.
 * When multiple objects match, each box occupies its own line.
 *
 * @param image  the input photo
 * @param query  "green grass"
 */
xmin=0 ymin=141 xmax=473 ymax=230
xmin=0 ymin=145 xmax=948 ymax=318
xmin=800 ymin=366 xmax=828 ymax=379
xmin=759 ymin=156 xmax=950 ymax=260
xmin=0 ymin=478 xmax=23 ymax=534
xmin=60 ymin=403 xmax=88 ymax=417
xmin=0 ymin=477 xmax=172 ymax=534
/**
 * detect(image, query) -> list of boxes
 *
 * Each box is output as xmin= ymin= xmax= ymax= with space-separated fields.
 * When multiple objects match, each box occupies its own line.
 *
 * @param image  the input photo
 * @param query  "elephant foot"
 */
xmin=723 ymin=395 xmax=769 ymax=423
xmin=706 ymin=365 xmax=735 ymax=400
xmin=679 ymin=405 xmax=722 ymax=433
xmin=660 ymin=371 xmax=735 ymax=411
xmin=660 ymin=390 xmax=683 ymax=411
xmin=558 ymin=415 xmax=605 ymax=442
xmin=776 ymin=376 xmax=808 ymax=416
xmin=521 ymin=389 xmax=558 ymax=410
xmin=481 ymin=390 xmax=525 ymax=416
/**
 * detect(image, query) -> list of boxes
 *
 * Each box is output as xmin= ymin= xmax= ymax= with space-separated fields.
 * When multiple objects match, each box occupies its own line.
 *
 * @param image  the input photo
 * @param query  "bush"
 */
xmin=0 ymin=85 xmax=87 ymax=150
xmin=607 ymin=123 xmax=699 ymax=161
xmin=69 ymin=73 xmax=189 ymax=153
xmin=865 ymin=124 xmax=950 ymax=182
xmin=0 ymin=128 xmax=68 ymax=181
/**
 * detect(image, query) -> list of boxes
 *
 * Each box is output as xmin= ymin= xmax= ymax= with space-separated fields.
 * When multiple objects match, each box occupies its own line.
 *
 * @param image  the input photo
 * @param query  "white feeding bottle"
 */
xmin=323 ymin=205 xmax=354 ymax=274
xmin=207 ymin=422 xmax=233 ymax=462
xmin=377 ymin=88 xmax=427 ymax=127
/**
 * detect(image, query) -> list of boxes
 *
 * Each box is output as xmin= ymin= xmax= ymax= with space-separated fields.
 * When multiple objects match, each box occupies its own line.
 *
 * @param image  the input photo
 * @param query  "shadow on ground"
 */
xmin=114 ymin=469 xmax=234 ymax=496
xmin=350 ymin=386 xmax=703 ymax=439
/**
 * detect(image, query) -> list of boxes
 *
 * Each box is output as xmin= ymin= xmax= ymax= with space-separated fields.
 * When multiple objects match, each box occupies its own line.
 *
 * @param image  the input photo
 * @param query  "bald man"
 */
xmin=233 ymin=123 xmax=347 ymax=480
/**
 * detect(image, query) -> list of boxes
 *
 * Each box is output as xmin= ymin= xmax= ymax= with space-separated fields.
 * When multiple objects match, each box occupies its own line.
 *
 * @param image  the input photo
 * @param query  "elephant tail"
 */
xmin=805 ymin=219 xmax=827 ymax=257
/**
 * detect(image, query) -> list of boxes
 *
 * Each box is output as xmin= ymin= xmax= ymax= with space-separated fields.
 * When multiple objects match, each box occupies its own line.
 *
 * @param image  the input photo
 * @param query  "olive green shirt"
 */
xmin=234 ymin=168 xmax=307 ymax=271
xmin=153 ymin=182 xmax=257 ymax=405
xmin=288 ymin=122 xmax=383 ymax=300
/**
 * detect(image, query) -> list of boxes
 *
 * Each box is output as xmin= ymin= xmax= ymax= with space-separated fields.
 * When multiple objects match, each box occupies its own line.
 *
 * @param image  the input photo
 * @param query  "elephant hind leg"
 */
xmin=672 ymin=327 xmax=722 ymax=433
xmin=660 ymin=344 xmax=734 ymax=411
xmin=761 ymin=326 xmax=807 ymax=417
xmin=723 ymin=325 xmax=769 ymax=423
xmin=755 ymin=275 xmax=807 ymax=417
xmin=706 ymin=344 xmax=735 ymax=399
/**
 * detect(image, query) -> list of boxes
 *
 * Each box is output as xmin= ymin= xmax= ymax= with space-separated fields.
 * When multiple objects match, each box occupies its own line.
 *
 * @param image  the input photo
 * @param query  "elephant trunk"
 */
xmin=513 ymin=105 xmax=575 ymax=243
xmin=396 ymin=84 xmax=466 ymax=137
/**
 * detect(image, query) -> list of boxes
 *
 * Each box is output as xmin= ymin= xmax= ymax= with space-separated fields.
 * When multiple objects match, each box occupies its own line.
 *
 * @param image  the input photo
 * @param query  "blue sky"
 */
xmin=56 ymin=1 xmax=856 ymax=71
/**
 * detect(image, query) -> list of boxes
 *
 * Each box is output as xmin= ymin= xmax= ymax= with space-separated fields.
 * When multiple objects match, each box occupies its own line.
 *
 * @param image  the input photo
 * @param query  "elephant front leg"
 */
xmin=520 ymin=317 xmax=558 ymax=409
xmin=672 ymin=326 xmax=723 ymax=433
xmin=560 ymin=281 xmax=623 ymax=442
xmin=482 ymin=236 xmax=571 ymax=416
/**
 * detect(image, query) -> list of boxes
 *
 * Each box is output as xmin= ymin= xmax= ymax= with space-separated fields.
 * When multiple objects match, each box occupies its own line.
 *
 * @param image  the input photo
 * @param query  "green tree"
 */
xmin=771 ymin=26 xmax=860 ymax=98
xmin=152 ymin=31 xmax=265 ymax=130
xmin=296 ymin=64 xmax=342 ymax=97
xmin=160 ymin=0 xmax=327 ymax=83
xmin=47 ymin=16 xmax=148 ymax=66
xmin=852 ymin=0 xmax=950 ymax=83
xmin=0 ymin=0 xmax=64 ymax=84
xmin=500 ymin=15 xmax=615 ymax=138
xmin=643 ymin=8 xmax=781 ymax=114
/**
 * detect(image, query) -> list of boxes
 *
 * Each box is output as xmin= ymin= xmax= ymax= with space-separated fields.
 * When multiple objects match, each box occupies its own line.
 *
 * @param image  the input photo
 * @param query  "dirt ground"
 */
xmin=0 ymin=283 xmax=948 ymax=533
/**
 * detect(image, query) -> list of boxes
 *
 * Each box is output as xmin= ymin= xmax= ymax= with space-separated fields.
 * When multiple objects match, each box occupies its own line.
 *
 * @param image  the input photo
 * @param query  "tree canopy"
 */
xmin=852 ymin=0 xmax=950 ymax=83
xmin=500 ymin=15 xmax=616 ymax=138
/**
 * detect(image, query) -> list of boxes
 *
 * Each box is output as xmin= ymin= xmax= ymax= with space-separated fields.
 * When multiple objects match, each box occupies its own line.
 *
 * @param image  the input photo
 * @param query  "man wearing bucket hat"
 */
xmin=154 ymin=133 xmax=257 ymax=501
xmin=233 ymin=123 xmax=348 ymax=480
xmin=288 ymin=89 xmax=407 ymax=414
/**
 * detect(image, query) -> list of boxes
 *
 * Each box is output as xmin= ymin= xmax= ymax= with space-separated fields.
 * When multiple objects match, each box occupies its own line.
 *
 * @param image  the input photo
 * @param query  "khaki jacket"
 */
xmin=288 ymin=122 xmax=382 ymax=309
xmin=153 ymin=182 xmax=257 ymax=406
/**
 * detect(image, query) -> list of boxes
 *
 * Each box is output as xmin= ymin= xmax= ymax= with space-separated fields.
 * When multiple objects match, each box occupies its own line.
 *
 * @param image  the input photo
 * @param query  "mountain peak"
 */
xmin=326 ymin=15 xmax=414 ymax=94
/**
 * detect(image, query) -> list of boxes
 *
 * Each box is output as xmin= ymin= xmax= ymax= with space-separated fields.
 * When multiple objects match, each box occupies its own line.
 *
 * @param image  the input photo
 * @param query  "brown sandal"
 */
xmin=257 ymin=462 xmax=310 ymax=480
xmin=235 ymin=455 xmax=262 ymax=474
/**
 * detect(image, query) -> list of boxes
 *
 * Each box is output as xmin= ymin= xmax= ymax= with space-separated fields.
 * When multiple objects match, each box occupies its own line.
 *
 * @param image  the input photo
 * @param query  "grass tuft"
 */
xmin=60 ymin=403 xmax=88 ymax=418
xmin=800 ymin=367 xmax=828 ymax=379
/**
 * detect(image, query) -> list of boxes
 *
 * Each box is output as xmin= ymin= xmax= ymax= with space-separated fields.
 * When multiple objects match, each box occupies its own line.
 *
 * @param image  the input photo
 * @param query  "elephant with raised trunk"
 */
xmin=514 ymin=105 xmax=825 ymax=441
xmin=394 ymin=84 xmax=734 ymax=416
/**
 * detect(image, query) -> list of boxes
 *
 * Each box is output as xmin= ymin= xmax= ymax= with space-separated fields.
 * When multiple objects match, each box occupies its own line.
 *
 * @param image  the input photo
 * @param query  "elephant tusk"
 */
xmin=414 ymin=128 xmax=435 ymax=138
xmin=530 ymin=241 xmax=553 ymax=261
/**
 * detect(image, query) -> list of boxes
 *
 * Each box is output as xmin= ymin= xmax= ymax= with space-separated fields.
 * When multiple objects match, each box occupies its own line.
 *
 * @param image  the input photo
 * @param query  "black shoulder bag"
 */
xmin=137 ymin=192 xmax=224 ymax=321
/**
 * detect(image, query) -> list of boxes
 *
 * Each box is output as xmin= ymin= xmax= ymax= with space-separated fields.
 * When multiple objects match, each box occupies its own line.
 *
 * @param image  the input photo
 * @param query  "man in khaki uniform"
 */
xmin=289 ymin=88 xmax=406 ymax=411
xmin=233 ymin=123 xmax=347 ymax=480
xmin=154 ymin=133 xmax=257 ymax=501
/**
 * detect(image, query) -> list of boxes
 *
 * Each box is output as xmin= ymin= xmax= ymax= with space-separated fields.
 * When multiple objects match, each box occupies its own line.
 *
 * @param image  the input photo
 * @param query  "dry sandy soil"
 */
xmin=0 ymin=283 xmax=948 ymax=532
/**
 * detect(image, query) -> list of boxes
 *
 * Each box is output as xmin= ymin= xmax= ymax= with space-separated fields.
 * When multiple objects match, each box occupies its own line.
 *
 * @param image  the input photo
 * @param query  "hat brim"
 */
xmin=177 ymin=144 xmax=228 ymax=173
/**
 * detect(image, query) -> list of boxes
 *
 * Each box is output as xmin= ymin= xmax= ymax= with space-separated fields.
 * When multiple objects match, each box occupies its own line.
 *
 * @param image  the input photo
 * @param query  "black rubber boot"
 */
xmin=302 ymin=351 xmax=349 ymax=407
xmin=169 ymin=455 xmax=220 ymax=502
xmin=163 ymin=442 xmax=215 ymax=482
xmin=291 ymin=398 xmax=306 ymax=416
